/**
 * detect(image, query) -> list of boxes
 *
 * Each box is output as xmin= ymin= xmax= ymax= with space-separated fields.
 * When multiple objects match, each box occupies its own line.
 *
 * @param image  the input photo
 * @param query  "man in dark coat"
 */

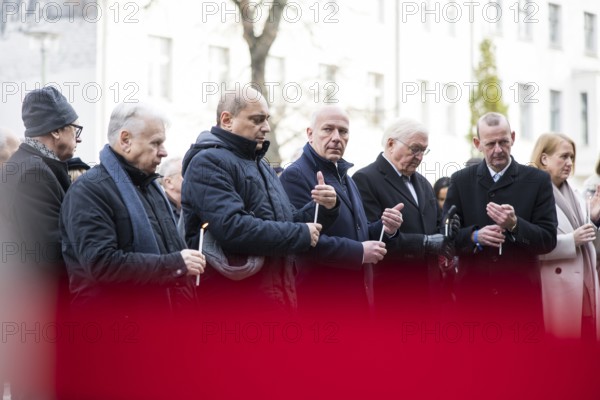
xmin=60 ymin=102 xmax=205 ymax=317
xmin=181 ymin=87 xmax=336 ymax=317
xmin=0 ymin=86 xmax=82 ymax=400
xmin=280 ymin=106 xmax=403 ymax=317
xmin=353 ymin=118 xmax=457 ymax=316
xmin=443 ymin=112 xmax=557 ymax=324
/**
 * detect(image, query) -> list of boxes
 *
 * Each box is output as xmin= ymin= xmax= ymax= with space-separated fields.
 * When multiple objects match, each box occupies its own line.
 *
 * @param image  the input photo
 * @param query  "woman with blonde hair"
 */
xmin=531 ymin=133 xmax=600 ymax=340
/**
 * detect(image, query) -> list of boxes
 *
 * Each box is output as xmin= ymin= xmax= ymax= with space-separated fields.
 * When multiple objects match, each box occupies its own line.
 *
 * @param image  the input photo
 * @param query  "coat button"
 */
xmin=489 ymin=192 xmax=495 ymax=198
xmin=555 ymin=268 xmax=562 ymax=274
xmin=176 ymin=269 xmax=183 ymax=275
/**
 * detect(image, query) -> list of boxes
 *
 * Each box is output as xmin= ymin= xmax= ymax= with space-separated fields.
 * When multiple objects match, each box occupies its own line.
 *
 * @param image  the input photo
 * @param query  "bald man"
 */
xmin=181 ymin=88 xmax=338 ymax=315
xmin=280 ymin=106 xmax=403 ymax=317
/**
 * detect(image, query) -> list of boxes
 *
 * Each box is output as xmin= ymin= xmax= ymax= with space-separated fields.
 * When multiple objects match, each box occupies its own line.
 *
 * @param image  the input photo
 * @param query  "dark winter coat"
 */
xmin=1 ymin=143 xmax=71 ymax=289
xmin=181 ymin=127 xmax=337 ymax=313
xmin=60 ymin=148 xmax=195 ymax=316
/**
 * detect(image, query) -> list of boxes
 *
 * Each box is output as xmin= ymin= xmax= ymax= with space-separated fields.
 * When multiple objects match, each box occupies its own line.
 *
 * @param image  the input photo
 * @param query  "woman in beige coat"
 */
xmin=531 ymin=133 xmax=600 ymax=340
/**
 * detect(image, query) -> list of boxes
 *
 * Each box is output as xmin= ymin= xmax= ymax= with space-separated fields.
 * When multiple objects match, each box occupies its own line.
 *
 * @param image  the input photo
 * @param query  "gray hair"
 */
xmin=158 ymin=157 xmax=182 ymax=183
xmin=107 ymin=102 xmax=169 ymax=144
xmin=381 ymin=118 xmax=428 ymax=148
xmin=308 ymin=105 xmax=349 ymax=131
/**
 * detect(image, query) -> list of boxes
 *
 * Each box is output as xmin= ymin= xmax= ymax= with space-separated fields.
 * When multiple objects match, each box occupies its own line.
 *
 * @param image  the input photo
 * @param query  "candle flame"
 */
xmin=202 ymin=222 xmax=209 ymax=229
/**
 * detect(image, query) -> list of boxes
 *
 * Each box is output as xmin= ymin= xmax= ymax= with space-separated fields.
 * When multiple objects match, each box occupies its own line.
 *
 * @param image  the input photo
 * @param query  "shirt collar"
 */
xmin=382 ymin=153 xmax=412 ymax=180
xmin=487 ymin=158 xmax=512 ymax=179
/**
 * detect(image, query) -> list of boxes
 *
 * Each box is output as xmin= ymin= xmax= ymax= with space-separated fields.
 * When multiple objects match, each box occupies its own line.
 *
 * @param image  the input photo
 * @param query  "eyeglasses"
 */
xmin=394 ymin=138 xmax=430 ymax=156
xmin=69 ymin=124 xmax=83 ymax=139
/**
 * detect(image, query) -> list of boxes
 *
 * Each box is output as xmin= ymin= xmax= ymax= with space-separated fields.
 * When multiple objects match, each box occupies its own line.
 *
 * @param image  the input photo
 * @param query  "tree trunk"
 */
xmin=232 ymin=0 xmax=287 ymax=164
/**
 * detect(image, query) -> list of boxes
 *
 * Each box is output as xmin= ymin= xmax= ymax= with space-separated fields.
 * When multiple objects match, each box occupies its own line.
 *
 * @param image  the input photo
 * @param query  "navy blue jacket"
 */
xmin=280 ymin=144 xmax=388 ymax=313
xmin=281 ymin=144 xmax=384 ymax=269
xmin=181 ymin=127 xmax=338 ymax=312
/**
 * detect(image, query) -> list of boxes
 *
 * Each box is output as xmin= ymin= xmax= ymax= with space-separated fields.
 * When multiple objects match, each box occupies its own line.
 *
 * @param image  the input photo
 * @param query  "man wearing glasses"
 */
xmin=0 ymin=86 xmax=81 ymax=398
xmin=2 ymin=86 xmax=82 ymax=292
xmin=353 ymin=118 xmax=458 ymax=318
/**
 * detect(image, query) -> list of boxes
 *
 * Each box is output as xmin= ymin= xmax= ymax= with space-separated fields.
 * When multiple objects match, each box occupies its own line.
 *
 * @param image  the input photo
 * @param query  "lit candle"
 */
xmin=196 ymin=222 xmax=208 ymax=286
xmin=314 ymin=203 xmax=319 ymax=224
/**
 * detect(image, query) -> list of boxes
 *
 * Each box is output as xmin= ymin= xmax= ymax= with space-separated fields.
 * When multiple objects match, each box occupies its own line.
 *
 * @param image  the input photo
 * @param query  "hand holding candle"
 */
xmin=311 ymin=171 xmax=337 ymax=211
xmin=379 ymin=203 xmax=404 ymax=240
xmin=196 ymin=222 xmax=208 ymax=286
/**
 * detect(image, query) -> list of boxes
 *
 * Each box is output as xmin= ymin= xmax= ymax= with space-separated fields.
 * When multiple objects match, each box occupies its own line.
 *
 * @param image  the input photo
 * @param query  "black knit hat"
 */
xmin=66 ymin=157 xmax=90 ymax=171
xmin=22 ymin=87 xmax=78 ymax=137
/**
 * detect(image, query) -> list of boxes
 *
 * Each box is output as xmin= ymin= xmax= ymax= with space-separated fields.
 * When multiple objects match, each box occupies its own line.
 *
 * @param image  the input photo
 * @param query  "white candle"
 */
xmin=196 ymin=222 xmax=208 ymax=286
xmin=314 ymin=203 xmax=319 ymax=224
xmin=444 ymin=220 xmax=449 ymax=237
xmin=587 ymin=197 xmax=592 ymax=224
xmin=379 ymin=225 xmax=385 ymax=242
xmin=499 ymin=244 xmax=502 ymax=256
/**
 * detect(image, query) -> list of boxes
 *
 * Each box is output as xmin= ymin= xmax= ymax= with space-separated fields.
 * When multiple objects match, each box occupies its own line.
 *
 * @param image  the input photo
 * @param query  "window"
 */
xmin=445 ymin=83 xmax=459 ymax=136
xmin=550 ymin=90 xmax=561 ymax=131
xmin=319 ymin=64 xmax=338 ymax=102
xmin=488 ymin=0 xmax=503 ymax=35
xmin=548 ymin=4 xmax=560 ymax=47
xmin=420 ymin=80 xmax=429 ymax=125
xmin=517 ymin=0 xmax=532 ymax=40
xmin=581 ymin=93 xmax=589 ymax=145
xmin=148 ymin=36 xmax=172 ymax=101
xmin=518 ymin=83 xmax=533 ymax=139
xmin=584 ymin=12 xmax=597 ymax=55
xmin=208 ymin=46 xmax=230 ymax=84
xmin=367 ymin=72 xmax=384 ymax=124
xmin=376 ymin=0 xmax=385 ymax=23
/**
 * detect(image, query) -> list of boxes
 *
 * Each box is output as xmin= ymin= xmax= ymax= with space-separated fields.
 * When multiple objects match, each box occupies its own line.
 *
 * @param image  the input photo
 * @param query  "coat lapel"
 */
xmin=476 ymin=160 xmax=494 ymax=191
xmin=376 ymin=155 xmax=419 ymax=209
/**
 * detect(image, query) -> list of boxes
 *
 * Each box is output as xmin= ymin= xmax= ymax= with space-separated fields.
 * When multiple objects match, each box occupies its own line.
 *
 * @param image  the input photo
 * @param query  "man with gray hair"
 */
xmin=60 ymin=102 xmax=204 ymax=316
xmin=353 ymin=117 xmax=459 ymax=316
xmin=158 ymin=157 xmax=183 ymax=221
xmin=0 ymin=128 xmax=19 ymax=165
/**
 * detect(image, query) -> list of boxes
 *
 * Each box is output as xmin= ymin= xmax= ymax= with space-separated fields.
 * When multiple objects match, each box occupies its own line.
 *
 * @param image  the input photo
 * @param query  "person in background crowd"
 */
xmin=0 ymin=127 xmax=19 ymax=166
xmin=583 ymin=155 xmax=600 ymax=197
xmin=66 ymin=156 xmax=90 ymax=182
xmin=433 ymin=176 xmax=451 ymax=211
xmin=530 ymin=133 xmax=600 ymax=340
xmin=158 ymin=157 xmax=183 ymax=220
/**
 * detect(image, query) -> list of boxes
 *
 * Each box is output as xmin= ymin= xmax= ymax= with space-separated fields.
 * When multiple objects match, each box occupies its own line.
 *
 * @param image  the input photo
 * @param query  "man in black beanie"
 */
xmin=0 ymin=86 xmax=81 ymax=399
